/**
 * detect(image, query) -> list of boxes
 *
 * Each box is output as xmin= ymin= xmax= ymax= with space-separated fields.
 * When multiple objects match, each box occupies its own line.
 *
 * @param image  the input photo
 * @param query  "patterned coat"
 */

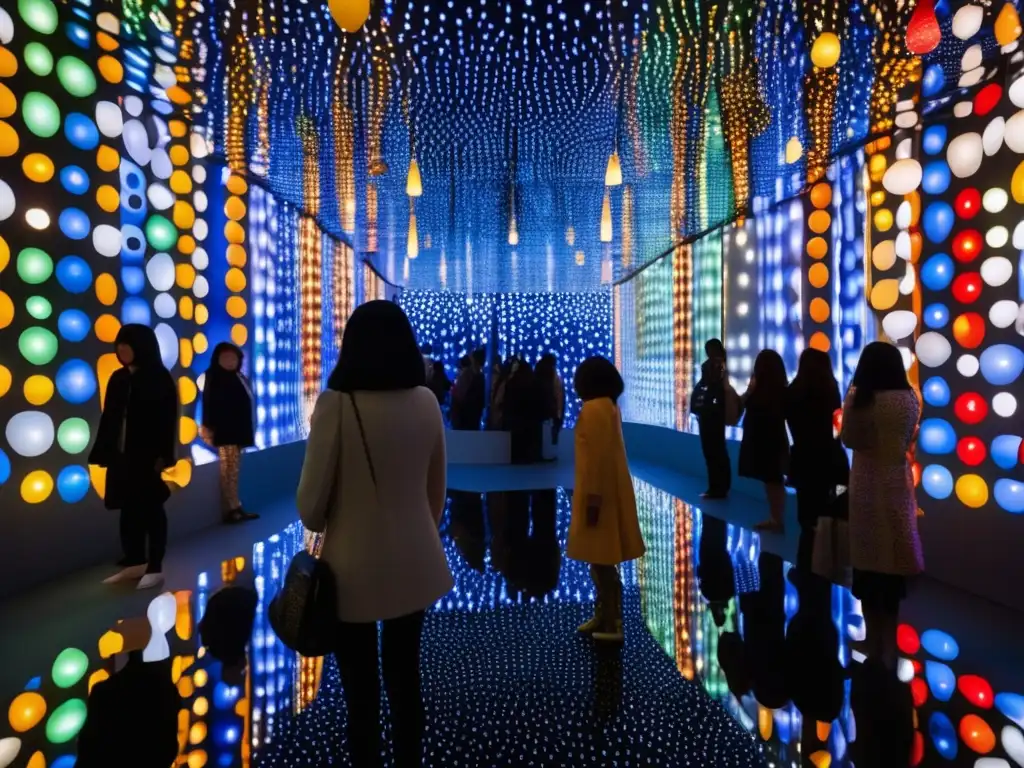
xmin=841 ymin=389 xmax=925 ymax=576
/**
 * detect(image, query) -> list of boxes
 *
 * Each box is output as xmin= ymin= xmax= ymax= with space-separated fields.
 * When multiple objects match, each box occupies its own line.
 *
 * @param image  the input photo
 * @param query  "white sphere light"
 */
xmin=896 ymin=201 xmax=913 ymax=229
xmin=987 ymin=226 xmax=1009 ymax=248
xmin=962 ymin=44 xmax=984 ymax=70
xmin=0 ymin=179 xmax=15 ymax=221
xmin=993 ymin=392 xmax=1018 ymax=418
xmin=882 ymin=159 xmax=923 ymax=195
xmin=984 ymin=117 xmax=1005 ymax=155
xmin=1011 ymin=76 xmax=1024 ymax=109
xmin=917 ymin=332 xmax=952 ymax=368
xmin=153 ymin=293 xmax=176 ymax=319
xmin=5 ymin=412 xmax=55 ymax=458
xmin=154 ymin=324 xmax=179 ymax=370
xmin=1013 ymin=220 xmax=1024 ymax=249
xmin=895 ymin=231 xmax=912 ymax=260
xmin=957 ymin=354 xmax=980 ymax=377
xmin=883 ymin=310 xmax=918 ymax=341
xmin=92 ymin=224 xmax=122 ymax=258
xmin=0 ymin=8 xmax=13 ymax=44
xmin=146 ymin=252 xmax=175 ymax=291
xmin=123 ymin=119 xmax=152 ymax=167
xmin=95 ymin=101 xmax=123 ymax=138
xmin=952 ymin=4 xmax=984 ymax=40
xmin=192 ymin=275 xmax=209 ymax=299
xmin=125 ymin=94 xmax=144 ymax=117
xmin=147 ymin=183 xmax=174 ymax=210
xmin=954 ymin=101 xmax=974 ymax=119
xmin=192 ymin=247 xmax=209 ymax=271
xmin=1005 ymin=110 xmax=1024 ymax=153
xmin=990 ymin=299 xmax=1019 ymax=328
xmin=983 ymin=188 xmax=1009 ymax=213
xmin=150 ymin=149 xmax=172 ymax=180
xmin=947 ymin=132 xmax=984 ymax=177
xmin=982 ymin=256 xmax=1014 ymax=287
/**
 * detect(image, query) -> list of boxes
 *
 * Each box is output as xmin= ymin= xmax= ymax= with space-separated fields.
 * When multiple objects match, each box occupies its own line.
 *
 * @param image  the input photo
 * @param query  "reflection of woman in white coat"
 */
xmin=297 ymin=301 xmax=452 ymax=768
xmin=841 ymin=341 xmax=923 ymax=672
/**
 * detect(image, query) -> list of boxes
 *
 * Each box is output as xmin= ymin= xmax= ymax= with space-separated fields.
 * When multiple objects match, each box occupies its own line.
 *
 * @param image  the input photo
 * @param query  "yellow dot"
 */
xmin=0 ymin=47 xmax=17 ymax=77
xmin=0 ymin=365 xmax=11 ymax=397
xmin=173 ymin=200 xmax=196 ymax=230
xmin=179 ymin=296 xmax=195 ymax=321
xmin=955 ymin=474 xmax=989 ymax=509
xmin=870 ymin=189 xmax=886 ymax=207
xmin=195 ymin=304 xmax=209 ymax=325
xmin=808 ymin=262 xmax=830 ymax=289
xmin=0 ymin=82 xmax=16 ymax=119
xmin=0 ymin=235 xmax=9 ymax=272
xmin=169 ymin=119 xmax=187 ymax=137
xmin=94 ymin=314 xmax=120 ymax=343
xmin=809 ymin=331 xmax=831 ymax=352
xmin=868 ymin=154 xmax=887 ymax=181
xmin=226 ymin=244 xmax=247 ymax=268
xmin=170 ymin=169 xmax=193 ymax=195
xmin=95 ymin=184 xmax=119 ymax=212
xmin=24 ymin=375 xmax=54 ymax=406
xmin=870 ymin=279 xmax=900 ymax=311
xmin=27 ymin=752 xmax=46 ymax=768
xmin=809 ymin=297 xmax=831 ymax=323
xmin=226 ymin=296 xmax=247 ymax=319
xmin=21 ymin=153 xmax=54 ymax=182
xmin=810 ymin=182 xmax=832 ymax=209
xmin=89 ymin=464 xmax=107 ymax=499
xmin=87 ymin=669 xmax=110 ymax=694
xmin=175 ymin=263 xmax=196 ymax=290
xmin=873 ymin=208 xmax=894 ymax=232
xmin=226 ymin=174 xmax=249 ymax=195
xmin=96 ymin=145 xmax=120 ymax=172
xmin=194 ymin=333 xmax=209 ymax=355
xmin=8 ymin=692 xmax=47 ymax=732
xmin=810 ymin=32 xmax=841 ymax=69
xmin=0 ymin=291 xmax=13 ymax=329
xmin=163 ymin=458 xmax=193 ymax=488
xmin=95 ymin=273 xmax=118 ymax=306
xmin=187 ymin=749 xmax=209 ymax=768
xmin=166 ymin=84 xmax=192 ymax=105
xmin=96 ymin=31 xmax=119 ymax=51
xmin=97 ymin=353 xmax=120 ymax=407
xmin=231 ymin=323 xmax=248 ymax=347
xmin=0 ymin=119 xmax=19 ymax=158
xmin=178 ymin=377 xmax=197 ymax=404
xmin=180 ymin=338 xmax=194 ymax=368
xmin=224 ymin=196 xmax=246 ymax=221
xmin=97 ymin=630 xmax=123 ymax=659
xmin=169 ymin=144 xmax=189 ymax=166
xmin=178 ymin=234 xmax=197 ymax=255
xmin=806 ymin=237 xmax=828 ymax=260
xmin=224 ymin=220 xmax=245 ymax=244
xmin=21 ymin=471 xmax=54 ymax=504
xmin=225 ymin=267 xmax=247 ymax=293
xmin=808 ymin=209 xmax=831 ymax=234
xmin=97 ymin=55 xmax=123 ymax=83
xmin=180 ymin=416 xmax=198 ymax=444
xmin=1013 ymin=160 xmax=1024 ymax=204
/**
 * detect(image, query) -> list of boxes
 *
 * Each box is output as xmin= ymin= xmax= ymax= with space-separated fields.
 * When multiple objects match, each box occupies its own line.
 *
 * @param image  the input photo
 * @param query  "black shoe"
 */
xmin=224 ymin=507 xmax=260 ymax=524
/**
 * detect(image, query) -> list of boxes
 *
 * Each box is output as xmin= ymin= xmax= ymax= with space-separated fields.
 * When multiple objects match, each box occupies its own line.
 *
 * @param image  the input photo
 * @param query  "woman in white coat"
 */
xmin=297 ymin=300 xmax=452 ymax=768
xmin=841 ymin=341 xmax=923 ymax=672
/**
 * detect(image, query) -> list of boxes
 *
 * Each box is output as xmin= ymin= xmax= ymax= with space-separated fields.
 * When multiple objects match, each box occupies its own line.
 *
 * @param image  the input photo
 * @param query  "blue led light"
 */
xmin=60 ymin=166 xmax=90 ymax=195
xmin=57 ymin=309 xmax=91 ymax=342
xmin=56 ymin=466 xmax=91 ymax=503
xmin=64 ymin=113 xmax=99 ymax=150
xmin=58 ymin=208 xmax=91 ymax=240
xmin=55 ymin=255 xmax=93 ymax=294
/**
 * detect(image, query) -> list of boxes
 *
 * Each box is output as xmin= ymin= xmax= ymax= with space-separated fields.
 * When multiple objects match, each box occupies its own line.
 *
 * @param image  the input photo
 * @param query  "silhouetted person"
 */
xmin=692 ymin=357 xmax=733 ymax=498
xmin=451 ymin=355 xmax=476 ymax=429
xmin=535 ymin=354 xmax=565 ymax=460
xmin=697 ymin=515 xmax=735 ymax=627
xmin=739 ymin=349 xmax=790 ymax=532
xmin=504 ymin=359 xmax=543 ymax=463
xmin=90 ymin=324 xmax=177 ymax=590
xmin=742 ymin=552 xmax=788 ymax=709
xmin=199 ymin=583 xmax=258 ymax=685
xmin=450 ymin=490 xmax=486 ymax=572
xmin=784 ymin=568 xmax=843 ymax=730
xmin=202 ymin=342 xmax=259 ymax=524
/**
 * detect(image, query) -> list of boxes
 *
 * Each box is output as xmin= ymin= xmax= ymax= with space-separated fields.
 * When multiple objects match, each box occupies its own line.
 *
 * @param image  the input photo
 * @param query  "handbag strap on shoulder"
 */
xmin=348 ymin=393 xmax=377 ymax=488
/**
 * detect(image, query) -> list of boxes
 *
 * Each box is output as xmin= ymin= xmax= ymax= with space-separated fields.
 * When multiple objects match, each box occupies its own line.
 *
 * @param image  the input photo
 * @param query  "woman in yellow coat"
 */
xmin=568 ymin=356 xmax=645 ymax=643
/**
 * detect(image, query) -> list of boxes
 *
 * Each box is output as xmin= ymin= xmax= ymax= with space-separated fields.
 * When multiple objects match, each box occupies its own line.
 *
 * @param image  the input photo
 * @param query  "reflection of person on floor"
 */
xmin=199 ymin=582 xmax=258 ymax=685
xmin=741 ymin=552 xmax=787 ymax=709
xmin=499 ymin=490 xmax=562 ymax=599
xmin=535 ymin=354 xmax=565 ymax=460
xmin=296 ymin=301 xmax=453 ymax=768
xmin=504 ymin=359 xmax=543 ymax=464
xmin=89 ymin=324 xmax=177 ymax=590
xmin=450 ymin=490 xmax=486 ymax=572
xmin=568 ymin=356 xmax=645 ymax=644
xmin=201 ymin=342 xmax=259 ymax=525
xmin=738 ymin=349 xmax=790 ymax=533
xmin=697 ymin=515 xmax=735 ymax=627
xmin=692 ymin=356 xmax=733 ymax=499
xmin=842 ymin=341 xmax=923 ymax=673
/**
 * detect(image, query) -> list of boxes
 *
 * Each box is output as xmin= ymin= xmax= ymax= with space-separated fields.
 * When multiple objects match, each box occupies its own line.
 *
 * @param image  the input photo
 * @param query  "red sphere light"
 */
xmin=911 ymin=676 xmax=929 ymax=707
xmin=952 ymin=312 xmax=986 ymax=348
xmin=975 ymin=84 xmax=1003 ymax=116
xmin=957 ymin=436 xmax=987 ymax=466
xmin=952 ymin=272 xmax=983 ymax=304
xmin=954 ymin=190 xmax=982 ymax=220
xmin=952 ymin=228 xmax=982 ymax=261
xmin=957 ymin=674 xmax=994 ymax=709
xmin=898 ymin=623 xmax=921 ymax=654
xmin=955 ymin=392 xmax=989 ymax=425
xmin=907 ymin=0 xmax=941 ymax=54
xmin=959 ymin=714 xmax=996 ymax=753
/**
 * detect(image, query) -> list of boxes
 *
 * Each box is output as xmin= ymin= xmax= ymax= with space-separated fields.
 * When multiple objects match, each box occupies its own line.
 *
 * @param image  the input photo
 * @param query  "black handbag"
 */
xmin=269 ymin=393 xmax=377 ymax=657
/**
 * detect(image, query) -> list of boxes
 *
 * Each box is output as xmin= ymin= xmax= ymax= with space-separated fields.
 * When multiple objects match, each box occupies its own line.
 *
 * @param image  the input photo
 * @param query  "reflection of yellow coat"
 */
xmin=567 ymin=398 xmax=645 ymax=566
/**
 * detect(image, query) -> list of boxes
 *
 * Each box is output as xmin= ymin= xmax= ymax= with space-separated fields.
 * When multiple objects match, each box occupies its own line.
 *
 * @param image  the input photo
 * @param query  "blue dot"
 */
xmin=921 ymin=464 xmax=954 ymax=499
xmin=923 ymin=303 xmax=949 ymax=329
xmin=0 ymin=448 xmax=9 ymax=484
xmin=64 ymin=113 xmax=99 ymax=150
xmin=919 ymin=419 xmax=957 ymax=455
xmin=925 ymin=661 xmax=956 ymax=701
xmin=55 ymin=255 xmax=93 ymax=294
xmin=57 ymin=465 xmax=91 ymax=503
xmin=52 ymin=757 xmax=77 ymax=768
xmin=991 ymin=435 xmax=1022 ymax=470
xmin=922 ymin=377 xmax=950 ymax=407
xmin=60 ymin=165 xmax=90 ymax=195
xmin=121 ymin=297 xmax=151 ymax=326
xmin=922 ymin=64 xmax=945 ymax=98
xmin=922 ymin=161 xmax=951 ymax=194
xmin=995 ymin=693 xmax=1024 ymax=726
xmin=121 ymin=266 xmax=146 ymax=295
xmin=921 ymin=629 xmax=959 ymax=661
xmin=121 ymin=225 xmax=146 ymax=264
xmin=921 ymin=253 xmax=954 ymax=291
xmin=57 ymin=309 xmax=91 ymax=342
xmin=979 ymin=344 xmax=1024 ymax=386
xmin=65 ymin=22 xmax=90 ymax=48
xmin=928 ymin=711 xmax=958 ymax=760
xmin=994 ymin=479 xmax=1024 ymax=514
xmin=56 ymin=359 xmax=97 ymax=404
xmin=923 ymin=202 xmax=955 ymax=243
xmin=922 ymin=125 xmax=947 ymax=156
xmin=58 ymin=208 xmax=91 ymax=240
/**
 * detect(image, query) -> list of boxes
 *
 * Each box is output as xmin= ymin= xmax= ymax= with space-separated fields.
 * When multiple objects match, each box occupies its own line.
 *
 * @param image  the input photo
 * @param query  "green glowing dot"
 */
xmin=21 ymin=92 xmax=60 ymax=138
xmin=25 ymin=296 xmax=52 ymax=320
xmin=17 ymin=247 xmax=53 ymax=284
xmin=145 ymin=214 xmax=178 ymax=251
xmin=45 ymin=698 xmax=87 ymax=744
xmin=56 ymin=56 xmax=97 ymax=98
xmin=58 ymin=418 xmax=91 ymax=454
xmin=51 ymin=647 xmax=88 ymax=688
xmin=19 ymin=327 xmax=58 ymax=366
xmin=19 ymin=0 xmax=58 ymax=35
xmin=24 ymin=43 xmax=54 ymax=76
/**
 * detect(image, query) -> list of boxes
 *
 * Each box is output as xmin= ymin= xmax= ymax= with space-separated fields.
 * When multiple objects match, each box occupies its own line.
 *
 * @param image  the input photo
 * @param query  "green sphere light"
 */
xmin=45 ymin=698 xmax=87 ymax=744
xmin=56 ymin=57 xmax=97 ymax=98
xmin=146 ymin=215 xmax=178 ymax=251
xmin=25 ymin=296 xmax=52 ymax=320
xmin=57 ymin=418 xmax=90 ymax=454
xmin=51 ymin=647 xmax=88 ymax=688
xmin=18 ymin=0 xmax=58 ymax=35
xmin=17 ymin=248 xmax=53 ymax=284
xmin=21 ymin=92 xmax=60 ymax=138
xmin=23 ymin=43 xmax=54 ymax=76
xmin=19 ymin=327 xmax=58 ymax=365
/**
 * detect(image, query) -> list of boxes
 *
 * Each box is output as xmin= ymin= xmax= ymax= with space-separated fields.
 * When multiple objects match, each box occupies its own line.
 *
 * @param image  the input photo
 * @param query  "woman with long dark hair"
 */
xmin=786 ymin=348 xmax=848 ymax=569
xmin=842 ymin=341 xmax=922 ymax=672
xmin=89 ymin=324 xmax=178 ymax=590
xmin=296 ymin=301 xmax=453 ymax=768
xmin=535 ymin=353 xmax=565 ymax=460
xmin=739 ymin=349 xmax=790 ymax=532
xmin=201 ymin=342 xmax=258 ymax=524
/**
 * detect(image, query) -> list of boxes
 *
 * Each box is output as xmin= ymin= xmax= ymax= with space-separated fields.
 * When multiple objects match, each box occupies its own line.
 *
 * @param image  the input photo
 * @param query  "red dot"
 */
xmin=952 ymin=229 xmax=983 ymax=262
xmin=911 ymin=676 xmax=929 ymax=707
xmin=911 ymin=730 xmax=925 ymax=766
xmin=955 ymin=189 xmax=982 ymax=219
xmin=974 ymin=83 xmax=1003 ymax=116
xmin=954 ymin=393 xmax=989 ymax=425
xmin=952 ymin=312 xmax=986 ymax=348
xmin=952 ymin=273 xmax=983 ymax=304
xmin=958 ymin=674 xmax=994 ymax=709
xmin=898 ymin=623 xmax=921 ymax=654
xmin=957 ymin=436 xmax=987 ymax=466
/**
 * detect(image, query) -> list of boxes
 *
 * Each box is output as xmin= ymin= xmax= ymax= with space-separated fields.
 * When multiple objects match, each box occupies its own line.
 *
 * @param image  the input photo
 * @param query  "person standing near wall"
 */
xmin=535 ymin=353 xmax=565 ymax=460
xmin=89 ymin=324 xmax=178 ymax=590
xmin=201 ymin=342 xmax=259 ymax=524
xmin=739 ymin=349 xmax=791 ymax=533
xmin=569 ymin=356 xmax=645 ymax=644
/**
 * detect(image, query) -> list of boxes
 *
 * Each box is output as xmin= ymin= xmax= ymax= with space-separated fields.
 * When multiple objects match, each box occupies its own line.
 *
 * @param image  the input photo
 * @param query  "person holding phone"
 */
xmin=567 ymin=356 xmax=645 ymax=644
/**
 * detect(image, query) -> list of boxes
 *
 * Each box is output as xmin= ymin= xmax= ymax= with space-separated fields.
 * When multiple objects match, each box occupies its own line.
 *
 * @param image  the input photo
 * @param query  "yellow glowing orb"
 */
xmin=809 ymin=182 xmax=832 ymax=209
xmin=96 ymin=353 xmax=120 ymax=408
xmin=175 ymin=263 xmax=196 ymax=290
xmin=26 ymin=751 xmax=46 ymax=768
xmin=226 ymin=296 xmax=247 ymax=319
xmin=224 ymin=195 xmax=246 ymax=221
xmin=785 ymin=137 xmax=803 ymax=164
xmin=173 ymin=200 xmax=196 ymax=229
xmin=96 ymin=145 xmax=120 ymax=172
xmin=0 ymin=47 xmax=17 ymax=78
xmin=0 ymin=291 xmax=13 ymax=329
xmin=0 ymin=119 xmax=19 ymax=157
xmin=808 ymin=209 xmax=832 ymax=234
xmin=169 ymin=144 xmax=189 ymax=166
xmin=162 ymin=458 xmax=193 ymax=488
xmin=873 ymin=208 xmax=894 ymax=232
xmin=87 ymin=669 xmax=110 ymax=694
xmin=193 ymin=333 xmax=209 ymax=355
xmin=0 ymin=235 xmax=9 ymax=273
xmin=996 ymin=2 xmax=1022 ymax=46
xmin=95 ymin=273 xmax=118 ymax=306
xmin=226 ymin=174 xmax=248 ymax=195
xmin=180 ymin=338 xmax=194 ymax=368
xmin=224 ymin=220 xmax=245 ymax=244
xmin=806 ymin=236 xmax=828 ymax=260
xmin=0 ymin=365 xmax=11 ymax=397
xmin=166 ymin=85 xmax=192 ymax=105
xmin=178 ymin=234 xmax=197 ymax=255
xmin=97 ymin=55 xmax=123 ymax=83
xmin=21 ymin=470 xmax=54 ymax=504
xmin=231 ymin=323 xmax=248 ymax=347
xmin=955 ymin=474 xmax=989 ymax=508
xmin=22 ymin=153 xmax=54 ymax=182
xmin=870 ymin=279 xmax=900 ymax=311
xmin=1012 ymin=160 xmax=1024 ymax=204
xmin=96 ymin=31 xmax=119 ymax=52
xmin=187 ymin=749 xmax=209 ymax=768
xmin=226 ymin=244 xmax=247 ymax=268
xmin=24 ymin=375 xmax=54 ymax=406
xmin=809 ymin=297 xmax=831 ymax=323
xmin=8 ymin=692 xmax=46 ymax=732
xmin=95 ymin=184 xmax=119 ymax=212
xmin=170 ymin=169 xmax=193 ymax=195
xmin=194 ymin=304 xmax=209 ymax=326
xmin=225 ymin=267 xmax=246 ymax=293
xmin=179 ymin=295 xmax=195 ymax=321
xmin=179 ymin=417 xmax=198 ymax=444
xmin=328 ymin=0 xmax=370 ymax=31
xmin=0 ymin=83 xmax=16 ymax=119
xmin=168 ymin=119 xmax=187 ymax=138
xmin=809 ymin=331 xmax=832 ymax=352
xmin=89 ymin=464 xmax=107 ymax=499
xmin=811 ymin=32 xmax=842 ymax=69
xmin=178 ymin=377 xmax=198 ymax=405
xmin=808 ymin=262 xmax=830 ymax=289
xmin=94 ymin=314 xmax=120 ymax=343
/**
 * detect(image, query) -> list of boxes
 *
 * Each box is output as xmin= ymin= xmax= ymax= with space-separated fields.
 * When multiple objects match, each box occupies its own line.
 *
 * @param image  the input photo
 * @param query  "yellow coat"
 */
xmin=566 ymin=398 xmax=645 ymax=565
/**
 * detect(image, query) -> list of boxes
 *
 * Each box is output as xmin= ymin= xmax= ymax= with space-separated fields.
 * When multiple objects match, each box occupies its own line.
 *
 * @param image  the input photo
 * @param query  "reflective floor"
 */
xmin=3 ymin=478 xmax=1023 ymax=767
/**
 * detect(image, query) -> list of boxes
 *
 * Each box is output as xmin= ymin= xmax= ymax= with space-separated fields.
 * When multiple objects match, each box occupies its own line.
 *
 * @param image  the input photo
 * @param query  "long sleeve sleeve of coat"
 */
xmin=157 ymin=372 xmax=178 ymax=470
xmin=427 ymin=399 xmax=447 ymax=524
xmin=840 ymin=392 xmax=875 ymax=451
xmin=296 ymin=391 xmax=342 ymax=533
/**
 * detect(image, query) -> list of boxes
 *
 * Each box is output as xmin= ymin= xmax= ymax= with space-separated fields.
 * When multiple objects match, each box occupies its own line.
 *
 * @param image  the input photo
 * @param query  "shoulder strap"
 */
xmin=348 ymin=393 xmax=377 ymax=488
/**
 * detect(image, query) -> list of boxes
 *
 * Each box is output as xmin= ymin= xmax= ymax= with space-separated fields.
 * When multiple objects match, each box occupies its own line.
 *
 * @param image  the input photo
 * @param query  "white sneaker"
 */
xmin=102 ymin=564 xmax=147 ymax=584
xmin=136 ymin=573 xmax=165 ymax=590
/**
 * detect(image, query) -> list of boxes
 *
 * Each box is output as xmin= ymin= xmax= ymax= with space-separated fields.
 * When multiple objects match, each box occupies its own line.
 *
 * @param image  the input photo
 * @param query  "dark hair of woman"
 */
xmin=750 ymin=349 xmax=788 ymax=403
xmin=789 ymin=348 xmax=840 ymax=407
xmin=535 ymin=354 xmax=557 ymax=382
xmin=574 ymin=356 xmax=624 ymax=403
xmin=115 ymin=324 xmax=166 ymax=371
xmin=327 ymin=300 xmax=426 ymax=392
xmin=851 ymin=341 xmax=910 ymax=408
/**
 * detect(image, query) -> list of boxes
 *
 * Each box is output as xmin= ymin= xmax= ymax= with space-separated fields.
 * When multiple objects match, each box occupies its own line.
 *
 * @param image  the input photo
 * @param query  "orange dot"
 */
xmin=96 ymin=145 xmax=120 ymax=172
xmin=0 ymin=47 xmax=18 ymax=78
xmin=809 ymin=297 xmax=831 ymax=323
xmin=808 ymin=262 xmax=830 ymax=289
xmin=0 ymin=235 xmax=8 ymax=273
xmin=224 ymin=196 xmax=246 ymax=221
xmin=94 ymin=314 xmax=120 ymax=342
xmin=180 ymin=416 xmax=198 ymax=444
xmin=96 ymin=31 xmax=119 ymax=51
xmin=166 ymin=85 xmax=192 ymax=105
xmin=173 ymin=200 xmax=196 ymax=229
xmin=95 ymin=274 xmax=118 ymax=306
xmin=959 ymin=714 xmax=995 ymax=754
xmin=169 ymin=119 xmax=187 ymax=138
xmin=97 ymin=55 xmax=123 ymax=83
xmin=195 ymin=304 xmax=209 ymax=325
xmin=224 ymin=221 xmax=245 ymax=245
xmin=21 ymin=153 xmax=54 ymax=182
xmin=226 ymin=296 xmax=247 ymax=319
xmin=952 ymin=312 xmax=985 ymax=349
xmin=806 ymin=236 xmax=828 ymax=260
xmin=95 ymin=185 xmax=119 ymax=213
xmin=179 ymin=338 xmax=194 ymax=368
xmin=0 ymin=120 xmax=19 ymax=157
xmin=226 ymin=174 xmax=249 ymax=196
xmin=178 ymin=235 xmax=197 ymax=255
xmin=810 ymin=182 xmax=832 ymax=209
xmin=225 ymin=267 xmax=246 ymax=293
xmin=809 ymin=331 xmax=831 ymax=352
xmin=97 ymin=352 xmax=120 ymax=407
xmin=231 ymin=323 xmax=248 ymax=347
xmin=169 ymin=145 xmax=189 ymax=166
xmin=170 ymin=170 xmax=193 ymax=195
xmin=175 ymin=263 xmax=196 ymax=290
xmin=226 ymin=244 xmax=247 ymax=268
xmin=193 ymin=332 xmax=209 ymax=354
xmin=808 ymin=210 xmax=831 ymax=234
xmin=178 ymin=296 xmax=195 ymax=321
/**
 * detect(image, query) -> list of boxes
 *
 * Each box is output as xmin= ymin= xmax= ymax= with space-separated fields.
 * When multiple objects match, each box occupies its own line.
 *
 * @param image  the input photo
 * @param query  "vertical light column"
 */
xmin=297 ymin=117 xmax=321 ymax=424
xmin=670 ymin=53 xmax=692 ymax=430
xmin=803 ymin=178 xmax=836 ymax=355
xmin=672 ymin=497 xmax=696 ymax=681
xmin=722 ymin=221 xmax=759 ymax=392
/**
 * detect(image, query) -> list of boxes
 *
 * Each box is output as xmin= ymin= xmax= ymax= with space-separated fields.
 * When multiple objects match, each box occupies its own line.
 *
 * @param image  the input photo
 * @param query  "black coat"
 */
xmin=88 ymin=325 xmax=177 ymax=510
xmin=202 ymin=369 xmax=255 ymax=447
xmin=738 ymin=389 xmax=789 ymax=483
xmin=785 ymin=385 xmax=849 ymax=489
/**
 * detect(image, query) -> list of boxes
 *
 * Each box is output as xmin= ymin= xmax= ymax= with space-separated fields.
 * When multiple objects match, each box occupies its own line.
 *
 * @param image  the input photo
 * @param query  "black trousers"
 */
xmin=335 ymin=610 xmax=426 ymax=768
xmin=698 ymin=418 xmax=731 ymax=494
xmin=120 ymin=503 xmax=167 ymax=573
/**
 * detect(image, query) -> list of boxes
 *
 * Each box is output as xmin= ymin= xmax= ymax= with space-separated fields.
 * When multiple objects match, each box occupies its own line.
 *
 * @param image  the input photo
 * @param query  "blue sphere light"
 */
xmin=121 ymin=266 xmax=146 ymax=295
xmin=60 ymin=165 xmax=90 ymax=195
xmin=64 ymin=113 xmax=99 ymax=150
xmin=51 ymin=757 xmax=77 ymax=768
xmin=65 ymin=22 xmax=90 ymax=48
xmin=121 ymin=297 xmax=151 ymax=326
xmin=922 ymin=377 xmax=950 ymax=407
xmin=921 ymin=253 xmax=954 ymax=291
xmin=991 ymin=435 xmax=1022 ymax=470
xmin=925 ymin=661 xmax=957 ymax=702
xmin=928 ymin=711 xmax=958 ymax=760
xmin=918 ymin=419 xmax=956 ymax=455
xmin=995 ymin=693 xmax=1024 ymax=726
xmin=57 ymin=309 xmax=90 ymax=342
xmin=979 ymin=344 xmax=1024 ymax=386
xmin=213 ymin=681 xmax=240 ymax=709
xmin=921 ymin=629 xmax=959 ymax=661
xmin=57 ymin=465 xmax=90 ymax=503
xmin=922 ymin=125 xmax=947 ymax=156
xmin=58 ymin=208 xmax=91 ymax=240
xmin=923 ymin=303 xmax=949 ymax=329
xmin=55 ymin=359 xmax=97 ymax=404
xmin=922 ymin=64 xmax=945 ymax=98
xmin=923 ymin=202 xmax=955 ymax=243
xmin=922 ymin=161 xmax=951 ymax=194
xmin=994 ymin=479 xmax=1024 ymax=513
xmin=0 ymin=448 xmax=9 ymax=484
xmin=121 ymin=225 xmax=147 ymax=264
xmin=55 ymin=256 xmax=92 ymax=294
xmin=921 ymin=464 xmax=954 ymax=499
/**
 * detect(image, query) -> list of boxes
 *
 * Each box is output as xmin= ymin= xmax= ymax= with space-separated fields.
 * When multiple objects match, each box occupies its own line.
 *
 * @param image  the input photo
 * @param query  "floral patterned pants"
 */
xmin=218 ymin=445 xmax=242 ymax=512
